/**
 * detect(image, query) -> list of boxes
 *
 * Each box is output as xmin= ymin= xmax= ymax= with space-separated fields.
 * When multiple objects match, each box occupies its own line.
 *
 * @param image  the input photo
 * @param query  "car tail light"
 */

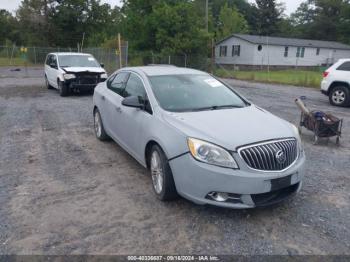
xmin=323 ymin=71 xmax=329 ymax=78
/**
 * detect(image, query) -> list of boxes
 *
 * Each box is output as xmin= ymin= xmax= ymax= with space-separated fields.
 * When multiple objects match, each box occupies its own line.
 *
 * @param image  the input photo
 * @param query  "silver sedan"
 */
xmin=93 ymin=66 xmax=305 ymax=208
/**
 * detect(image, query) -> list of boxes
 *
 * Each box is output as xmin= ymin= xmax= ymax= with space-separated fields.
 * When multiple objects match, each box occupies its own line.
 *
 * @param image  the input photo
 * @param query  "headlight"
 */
xmin=187 ymin=138 xmax=238 ymax=169
xmin=291 ymin=124 xmax=304 ymax=155
xmin=100 ymin=73 xmax=108 ymax=79
xmin=63 ymin=73 xmax=76 ymax=80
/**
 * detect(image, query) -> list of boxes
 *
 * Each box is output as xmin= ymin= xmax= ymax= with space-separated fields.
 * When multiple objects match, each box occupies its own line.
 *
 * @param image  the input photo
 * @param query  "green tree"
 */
xmin=210 ymin=0 xmax=258 ymax=34
xmin=121 ymin=0 xmax=160 ymax=51
xmin=291 ymin=0 xmax=348 ymax=42
xmin=150 ymin=1 xmax=209 ymax=55
xmin=16 ymin=0 xmax=55 ymax=46
xmin=122 ymin=0 xmax=209 ymax=55
xmin=0 ymin=9 xmax=20 ymax=45
xmin=255 ymin=0 xmax=283 ymax=35
xmin=216 ymin=4 xmax=248 ymax=40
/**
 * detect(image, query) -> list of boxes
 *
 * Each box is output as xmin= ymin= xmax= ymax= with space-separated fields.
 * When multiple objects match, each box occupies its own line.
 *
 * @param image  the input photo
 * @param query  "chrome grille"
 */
xmin=238 ymin=139 xmax=298 ymax=171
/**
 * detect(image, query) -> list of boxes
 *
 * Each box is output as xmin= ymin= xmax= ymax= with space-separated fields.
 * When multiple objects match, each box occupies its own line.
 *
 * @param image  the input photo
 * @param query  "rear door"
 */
xmin=103 ymin=72 xmax=130 ymax=142
xmin=334 ymin=61 xmax=350 ymax=83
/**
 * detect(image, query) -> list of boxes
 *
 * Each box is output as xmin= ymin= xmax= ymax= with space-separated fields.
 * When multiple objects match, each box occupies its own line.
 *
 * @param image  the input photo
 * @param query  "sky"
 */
xmin=1 ymin=0 xmax=303 ymax=16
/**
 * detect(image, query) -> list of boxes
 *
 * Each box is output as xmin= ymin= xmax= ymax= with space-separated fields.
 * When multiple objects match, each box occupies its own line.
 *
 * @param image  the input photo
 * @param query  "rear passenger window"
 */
xmin=108 ymin=72 xmax=129 ymax=95
xmin=122 ymin=73 xmax=146 ymax=98
xmin=337 ymin=62 xmax=350 ymax=71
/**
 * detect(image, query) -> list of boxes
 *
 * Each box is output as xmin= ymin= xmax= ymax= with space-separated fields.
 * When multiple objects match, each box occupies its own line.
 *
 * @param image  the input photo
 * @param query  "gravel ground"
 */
xmin=0 ymin=67 xmax=349 ymax=255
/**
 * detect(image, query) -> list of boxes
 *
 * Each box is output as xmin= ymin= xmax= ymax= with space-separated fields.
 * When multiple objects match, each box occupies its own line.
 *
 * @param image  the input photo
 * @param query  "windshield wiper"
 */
xmin=190 ymin=105 xmax=244 ymax=111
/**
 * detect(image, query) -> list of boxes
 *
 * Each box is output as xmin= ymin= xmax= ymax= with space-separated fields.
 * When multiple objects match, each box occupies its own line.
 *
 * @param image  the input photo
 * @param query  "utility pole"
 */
xmin=205 ymin=0 xmax=209 ymax=33
xmin=81 ymin=32 xmax=85 ymax=52
xmin=266 ymin=35 xmax=270 ymax=81
xmin=118 ymin=33 xmax=122 ymax=68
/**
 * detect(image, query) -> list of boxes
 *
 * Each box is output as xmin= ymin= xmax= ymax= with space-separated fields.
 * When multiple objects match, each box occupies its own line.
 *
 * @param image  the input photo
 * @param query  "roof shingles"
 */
xmin=217 ymin=34 xmax=350 ymax=50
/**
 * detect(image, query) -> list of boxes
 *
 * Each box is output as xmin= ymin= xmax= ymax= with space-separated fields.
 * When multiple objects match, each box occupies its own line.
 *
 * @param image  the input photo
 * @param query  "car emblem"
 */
xmin=275 ymin=150 xmax=286 ymax=164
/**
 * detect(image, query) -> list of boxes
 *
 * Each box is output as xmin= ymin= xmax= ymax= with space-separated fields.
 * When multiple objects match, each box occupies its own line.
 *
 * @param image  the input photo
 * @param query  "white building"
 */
xmin=215 ymin=34 xmax=350 ymax=68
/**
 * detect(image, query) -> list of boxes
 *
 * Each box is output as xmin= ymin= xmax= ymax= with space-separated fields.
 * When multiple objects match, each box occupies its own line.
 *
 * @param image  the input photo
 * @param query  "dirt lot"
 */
xmin=0 ymin=66 xmax=349 ymax=255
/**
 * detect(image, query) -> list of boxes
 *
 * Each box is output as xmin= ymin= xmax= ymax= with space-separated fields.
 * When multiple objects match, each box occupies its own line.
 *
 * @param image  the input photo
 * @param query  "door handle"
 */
xmin=115 ymin=106 xmax=122 ymax=113
xmin=101 ymin=95 xmax=105 ymax=100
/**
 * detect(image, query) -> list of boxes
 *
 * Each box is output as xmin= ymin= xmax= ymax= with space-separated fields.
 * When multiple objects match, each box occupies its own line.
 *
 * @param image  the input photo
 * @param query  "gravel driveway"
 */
xmin=0 ymin=67 xmax=349 ymax=255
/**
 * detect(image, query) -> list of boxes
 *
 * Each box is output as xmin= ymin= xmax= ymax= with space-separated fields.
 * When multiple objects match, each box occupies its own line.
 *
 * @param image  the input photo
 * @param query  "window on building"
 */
xmin=232 ymin=45 xmax=241 ymax=56
xmin=337 ymin=61 xmax=350 ymax=71
xmin=284 ymin=46 xmax=289 ymax=57
xmin=316 ymin=48 xmax=320 ymax=56
xmin=297 ymin=47 xmax=305 ymax=58
xmin=219 ymin=46 xmax=227 ymax=57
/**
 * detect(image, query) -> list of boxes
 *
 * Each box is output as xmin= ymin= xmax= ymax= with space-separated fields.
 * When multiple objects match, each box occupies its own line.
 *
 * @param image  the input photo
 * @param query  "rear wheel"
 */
xmin=329 ymin=86 xmax=350 ymax=107
xmin=45 ymin=76 xmax=53 ymax=89
xmin=149 ymin=145 xmax=178 ymax=201
xmin=93 ymin=108 xmax=109 ymax=141
xmin=58 ymin=80 xmax=69 ymax=97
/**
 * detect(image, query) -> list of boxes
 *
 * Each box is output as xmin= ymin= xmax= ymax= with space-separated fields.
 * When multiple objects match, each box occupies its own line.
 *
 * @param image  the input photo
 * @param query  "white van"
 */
xmin=44 ymin=52 xmax=108 ymax=96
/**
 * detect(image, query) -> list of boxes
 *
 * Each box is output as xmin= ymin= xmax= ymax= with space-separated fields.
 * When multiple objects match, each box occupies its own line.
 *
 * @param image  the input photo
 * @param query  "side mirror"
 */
xmin=122 ymin=96 xmax=144 ymax=109
xmin=100 ymin=63 xmax=104 ymax=68
xmin=50 ymin=63 xmax=56 ymax=68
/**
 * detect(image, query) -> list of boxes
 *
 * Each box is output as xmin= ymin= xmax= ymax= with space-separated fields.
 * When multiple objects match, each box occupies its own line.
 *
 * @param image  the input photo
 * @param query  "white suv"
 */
xmin=321 ymin=59 xmax=350 ymax=107
xmin=44 ymin=52 xmax=108 ymax=96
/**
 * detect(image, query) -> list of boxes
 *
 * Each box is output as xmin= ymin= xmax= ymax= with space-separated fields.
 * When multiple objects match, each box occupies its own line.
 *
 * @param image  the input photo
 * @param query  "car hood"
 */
xmin=61 ymin=67 xmax=105 ymax=74
xmin=162 ymin=105 xmax=295 ymax=150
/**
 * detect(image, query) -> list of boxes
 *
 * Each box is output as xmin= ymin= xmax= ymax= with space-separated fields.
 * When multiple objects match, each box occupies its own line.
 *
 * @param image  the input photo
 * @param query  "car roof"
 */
xmin=121 ymin=65 xmax=209 ymax=76
xmin=49 ymin=52 xmax=93 ymax=56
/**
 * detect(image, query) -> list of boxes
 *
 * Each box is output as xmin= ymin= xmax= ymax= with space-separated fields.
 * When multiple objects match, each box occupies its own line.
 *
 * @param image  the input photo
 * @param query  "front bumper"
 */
xmin=64 ymin=78 xmax=107 ymax=91
xmin=169 ymin=151 xmax=305 ymax=209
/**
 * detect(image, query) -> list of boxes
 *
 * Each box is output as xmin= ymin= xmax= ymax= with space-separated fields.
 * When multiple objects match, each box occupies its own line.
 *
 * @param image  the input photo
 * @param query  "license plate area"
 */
xmin=270 ymin=175 xmax=292 ymax=191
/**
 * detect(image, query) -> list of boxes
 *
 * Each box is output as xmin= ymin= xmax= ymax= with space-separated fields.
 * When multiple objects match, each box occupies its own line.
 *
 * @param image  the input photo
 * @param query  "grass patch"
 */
xmin=214 ymin=68 xmax=322 ymax=88
xmin=0 ymin=57 xmax=33 ymax=67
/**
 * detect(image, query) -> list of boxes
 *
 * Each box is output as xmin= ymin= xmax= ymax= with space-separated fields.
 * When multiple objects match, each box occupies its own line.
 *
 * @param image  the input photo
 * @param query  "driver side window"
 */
xmin=122 ymin=73 xmax=146 ymax=98
xmin=51 ymin=55 xmax=58 ymax=68
xmin=46 ymin=55 xmax=52 ymax=65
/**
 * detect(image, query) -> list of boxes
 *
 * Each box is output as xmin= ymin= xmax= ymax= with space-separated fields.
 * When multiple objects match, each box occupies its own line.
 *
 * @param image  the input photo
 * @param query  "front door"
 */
xmin=47 ymin=55 xmax=59 ymax=87
xmin=117 ymin=72 xmax=153 ymax=160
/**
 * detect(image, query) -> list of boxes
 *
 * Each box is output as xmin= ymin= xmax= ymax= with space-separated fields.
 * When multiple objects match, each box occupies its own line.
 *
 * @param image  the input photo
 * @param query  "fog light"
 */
xmin=208 ymin=192 xmax=229 ymax=202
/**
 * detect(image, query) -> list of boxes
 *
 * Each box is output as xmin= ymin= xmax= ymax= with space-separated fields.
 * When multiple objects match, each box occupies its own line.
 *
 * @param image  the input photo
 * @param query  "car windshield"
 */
xmin=58 ymin=55 xmax=100 ymax=68
xmin=148 ymin=74 xmax=247 ymax=112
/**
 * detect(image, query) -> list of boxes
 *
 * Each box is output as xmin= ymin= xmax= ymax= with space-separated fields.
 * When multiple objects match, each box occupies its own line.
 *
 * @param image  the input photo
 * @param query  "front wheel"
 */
xmin=329 ymin=86 xmax=350 ymax=107
xmin=149 ymin=145 xmax=178 ymax=201
xmin=58 ymin=80 xmax=69 ymax=97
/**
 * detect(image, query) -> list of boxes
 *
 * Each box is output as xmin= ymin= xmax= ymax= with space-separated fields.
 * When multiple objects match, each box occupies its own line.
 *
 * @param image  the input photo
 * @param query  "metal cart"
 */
xmin=296 ymin=97 xmax=343 ymax=145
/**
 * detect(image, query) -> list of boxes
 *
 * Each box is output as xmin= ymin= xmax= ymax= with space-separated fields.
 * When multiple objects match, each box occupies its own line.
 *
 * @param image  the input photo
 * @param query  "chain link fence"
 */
xmin=0 ymin=45 xmax=213 ymax=73
xmin=0 ymin=45 xmax=324 ymax=87
xmin=0 ymin=45 xmax=129 ymax=74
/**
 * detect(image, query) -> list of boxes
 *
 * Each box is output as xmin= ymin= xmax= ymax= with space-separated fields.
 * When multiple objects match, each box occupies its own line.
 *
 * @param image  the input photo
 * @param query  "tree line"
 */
xmin=1 ymin=0 xmax=350 ymax=56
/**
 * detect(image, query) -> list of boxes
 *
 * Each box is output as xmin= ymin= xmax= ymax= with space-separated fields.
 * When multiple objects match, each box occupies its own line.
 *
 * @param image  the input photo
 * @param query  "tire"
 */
xmin=93 ymin=108 xmax=109 ymax=141
xmin=329 ymin=86 xmax=350 ymax=107
xmin=45 ymin=76 xmax=53 ymax=89
xmin=58 ymin=80 xmax=69 ymax=97
xmin=149 ymin=145 xmax=178 ymax=201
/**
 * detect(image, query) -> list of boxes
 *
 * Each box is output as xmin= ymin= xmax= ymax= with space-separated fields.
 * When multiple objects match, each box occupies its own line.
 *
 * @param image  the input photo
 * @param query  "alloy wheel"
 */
xmin=332 ymin=90 xmax=346 ymax=104
xmin=150 ymin=151 xmax=163 ymax=194
xmin=94 ymin=112 xmax=102 ymax=138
